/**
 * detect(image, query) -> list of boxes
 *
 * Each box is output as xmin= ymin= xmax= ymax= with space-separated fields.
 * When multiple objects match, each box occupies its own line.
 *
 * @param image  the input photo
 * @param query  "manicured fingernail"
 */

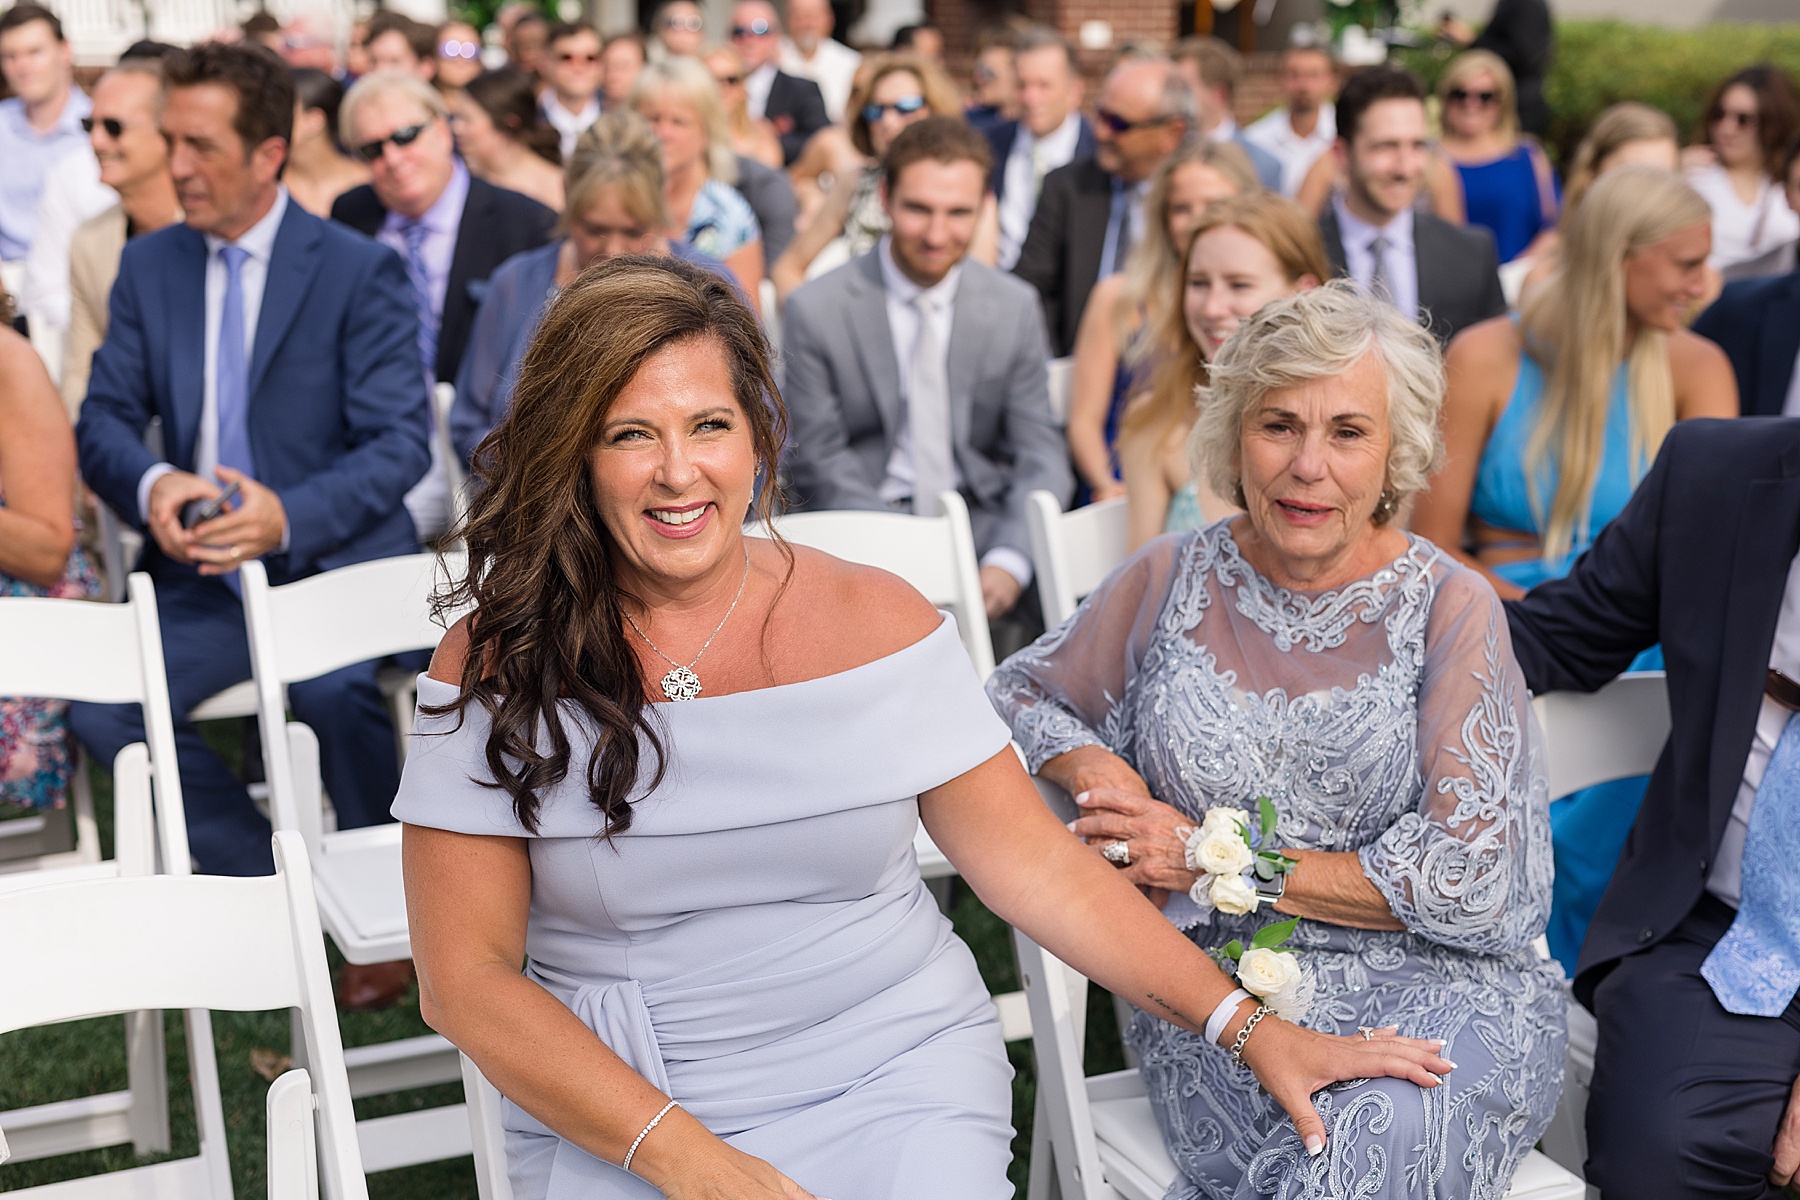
xmin=1075 ymin=790 xmax=1092 ymax=805
xmin=1431 ymin=1039 xmax=1447 ymax=1049
xmin=1305 ymin=1135 xmax=1324 ymax=1156
xmin=1066 ymin=820 xmax=1078 ymax=832
xmin=1443 ymin=1060 xmax=1458 ymax=1070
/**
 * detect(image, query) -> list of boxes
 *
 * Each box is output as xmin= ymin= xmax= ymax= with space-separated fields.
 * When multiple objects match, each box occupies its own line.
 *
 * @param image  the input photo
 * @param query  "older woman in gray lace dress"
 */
xmin=988 ymin=282 xmax=1567 ymax=1200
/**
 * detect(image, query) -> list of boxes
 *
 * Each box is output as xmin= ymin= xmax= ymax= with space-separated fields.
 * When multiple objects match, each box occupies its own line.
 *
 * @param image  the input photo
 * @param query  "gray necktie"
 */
xmin=1367 ymin=234 xmax=1394 ymax=305
xmin=908 ymin=292 xmax=953 ymax=518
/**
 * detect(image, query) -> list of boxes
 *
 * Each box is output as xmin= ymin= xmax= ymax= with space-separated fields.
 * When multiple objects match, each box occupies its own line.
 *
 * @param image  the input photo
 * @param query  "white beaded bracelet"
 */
xmin=1204 ymin=988 xmax=1253 ymax=1046
xmin=621 ymin=1099 xmax=680 ymax=1174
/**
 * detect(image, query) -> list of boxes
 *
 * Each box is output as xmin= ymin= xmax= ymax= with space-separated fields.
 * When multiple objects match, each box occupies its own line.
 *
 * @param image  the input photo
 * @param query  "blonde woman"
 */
xmin=700 ymin=43 xmax=783 ymax=168
xmin=1065 ymin=140 xmax=1258 ymax=503
xmin=1411 ymin=165 xmax=1738 ymax=971
xmin=632 ymin=57 xmax=765 ymax=310
xmin=1435 ymin=50 xmax=1557 ymax=264
xmin=1118 ymin=193 xmax=1327 ymax=547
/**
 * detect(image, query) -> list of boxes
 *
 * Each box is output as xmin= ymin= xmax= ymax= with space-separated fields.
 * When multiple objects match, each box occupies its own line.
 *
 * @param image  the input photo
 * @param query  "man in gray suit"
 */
xmin=782 ymin=116 xmax=1073 ymax=626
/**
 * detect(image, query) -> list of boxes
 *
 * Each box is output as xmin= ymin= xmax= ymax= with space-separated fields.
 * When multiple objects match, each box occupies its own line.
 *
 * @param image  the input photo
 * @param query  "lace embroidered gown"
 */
xmin=987 ymin=523 xmax=1567 ymax=1200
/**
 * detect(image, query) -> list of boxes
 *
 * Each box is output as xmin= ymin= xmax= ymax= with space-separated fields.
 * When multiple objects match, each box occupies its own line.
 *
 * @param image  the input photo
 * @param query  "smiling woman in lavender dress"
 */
xmin=989 ymin=283 xmax=1565 ymax=1200
xmin=394 ymin=257 xmax=1457 ymax=1200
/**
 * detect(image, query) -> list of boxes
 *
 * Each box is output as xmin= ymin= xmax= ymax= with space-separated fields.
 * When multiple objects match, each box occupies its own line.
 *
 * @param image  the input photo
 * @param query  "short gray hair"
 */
xmin=339 ymin=70 xmax=447 ymax=147
xmin=1188 ymin=281 xmax=1445 ymax=526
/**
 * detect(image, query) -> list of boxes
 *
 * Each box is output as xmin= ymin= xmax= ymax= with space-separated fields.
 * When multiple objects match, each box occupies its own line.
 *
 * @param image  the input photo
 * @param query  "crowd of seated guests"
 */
xmin=12 ymin=6 xmax=1800 ymax=1193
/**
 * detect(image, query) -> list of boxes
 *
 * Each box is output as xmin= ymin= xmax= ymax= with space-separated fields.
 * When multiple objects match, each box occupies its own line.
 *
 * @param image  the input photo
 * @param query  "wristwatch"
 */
xmin=1254 ymin=868 xmax=1288 ymax=907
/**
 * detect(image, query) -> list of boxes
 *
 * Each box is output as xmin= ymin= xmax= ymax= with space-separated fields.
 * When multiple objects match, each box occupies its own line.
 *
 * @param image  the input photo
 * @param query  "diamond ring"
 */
xmin=1101 ymin=840 xmax=1131 ymax=867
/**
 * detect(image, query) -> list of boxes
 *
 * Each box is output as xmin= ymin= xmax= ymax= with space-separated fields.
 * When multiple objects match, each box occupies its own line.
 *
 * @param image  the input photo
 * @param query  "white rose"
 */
xmin=1194 ymin=829 xmax=1256 ymax=877
xmin=1237 ymin=947 xmax=1302 ymax=999
xmin=1203 ymin=806 xmax=1251 ymax=837
xmin=1209 ymin=872 xmax=1259 ymax=915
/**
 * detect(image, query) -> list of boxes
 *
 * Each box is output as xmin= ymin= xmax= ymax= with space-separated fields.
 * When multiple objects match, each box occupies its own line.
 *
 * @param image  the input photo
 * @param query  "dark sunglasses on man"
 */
xmin=1093 ymin=107 xmax=1172 ymax=136
xmin=731 ymin=18 xmax=771 ymax=37
xmin=862 ymin=94 xmax=926 ymax=124
xmin=354 ymin=119 xmax=434 ymax=164
xmin=81 ymin=115 xmax=131 ymax=138
xmin=557 ymin=50 xmax=601 ymax=63
xmin=1446 ymin=87 xmax=1498 ymax=107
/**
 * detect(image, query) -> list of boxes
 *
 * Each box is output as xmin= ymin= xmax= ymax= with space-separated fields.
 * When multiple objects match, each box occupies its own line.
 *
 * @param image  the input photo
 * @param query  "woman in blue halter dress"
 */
xmin=1412 ymin=165 xmax=1739 ymax=973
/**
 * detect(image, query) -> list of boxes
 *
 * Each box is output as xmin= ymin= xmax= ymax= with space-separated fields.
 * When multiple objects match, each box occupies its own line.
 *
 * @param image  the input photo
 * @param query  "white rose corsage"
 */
xmin=1180 ymin=797 xmax=1298 ymax=916
xmin=1216 ymin=917 xmax=1314 ymax=1022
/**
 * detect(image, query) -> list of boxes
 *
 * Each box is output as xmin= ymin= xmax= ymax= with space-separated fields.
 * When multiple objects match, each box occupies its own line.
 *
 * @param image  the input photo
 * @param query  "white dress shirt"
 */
xmin=542 ymin=94 xmax=600 ymax=163
xmin=20 ymin=149 xmax=116 ymax=349
xmin=1333 ymin=193 xmax=1418 ymax=323
xmin=779 ymin=37 xmax=860 ymax=123
xmin=137 ymin=189 xmax=291 ymax=548
xmin=1709 ymin=548 xmax=1800 ymax=907
xmin=997 ymin=112 xmax=1083 ymax=271
xmin=1785 ymin=344 xmax=1800 ymax=419
xmin=744 ymin=62 xmax=778 ymax=122
xmin=1244 ymin=101 xmax=1337 ymax=197
xmin=874 ymin=237 xmax=1032 ymax=588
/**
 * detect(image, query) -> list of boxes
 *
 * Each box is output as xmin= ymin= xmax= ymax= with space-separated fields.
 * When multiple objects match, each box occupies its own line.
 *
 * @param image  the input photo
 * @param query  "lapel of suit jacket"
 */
xmin=1318 ymin=206 xmax=1349 ymax=279
xmin=843 ymin=251 xmax=903 ymax=438
xmin=1756 ymin=272 xmax=1800 ymax=416
xmin=1071 ymin=161 xmax=1112 ymax=296
xmin=1710 ymin=436 xmax=1800 ymax=819
xmin=442 ymin=176 xmax=490 ymax=377
xmin=248 ymin=203 xmax=324 ymax=402
xmin=1413 ymin=214 xmax=1447 ymax=321
xmin=165 ymin=226 xmax=208 ymax=468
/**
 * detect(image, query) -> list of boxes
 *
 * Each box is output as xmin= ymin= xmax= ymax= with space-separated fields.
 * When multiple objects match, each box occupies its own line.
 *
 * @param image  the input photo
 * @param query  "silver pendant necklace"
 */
xmin=622 ymin=545 xmax=751 ymax=702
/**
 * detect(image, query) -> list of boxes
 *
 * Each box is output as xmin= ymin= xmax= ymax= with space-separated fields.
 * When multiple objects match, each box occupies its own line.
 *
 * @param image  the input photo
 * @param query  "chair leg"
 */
xmin=70 ymin=759 xmax=102 ymax=866
xmin=1028 ymin=1086 xmax=1059 ymax=1200
xmin=185 ymin=1008 xmax=234 ymax=1198
xmin=124 ymin=1009 xmax=171 ymax=1154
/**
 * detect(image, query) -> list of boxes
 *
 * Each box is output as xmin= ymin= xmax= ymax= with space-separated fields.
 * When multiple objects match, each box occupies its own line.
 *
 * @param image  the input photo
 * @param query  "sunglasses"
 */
xmin=1446 ymin=87 xmax=1497 ymax=106
xmin=1715 ymin=109 xmax=1758 ymax=129
xmin=862 ymin=93 xmax=926 ymax=123
xmin=440 ymin=39 xmax=479 ymax=59
xmin=354 ymin=119 xmax=433 ymax=163
xmin=556 ymin=50 xmax=601 ymax=63
xmin=660 ymin=14 xmax=703 ymax=31
xmin=731 ymin=18 xmax=772 ymax=37
xmin=81 ymin=115 xmax=129 ymax=138
xmin=1094 ymin=107 xmax=1172 ymax=136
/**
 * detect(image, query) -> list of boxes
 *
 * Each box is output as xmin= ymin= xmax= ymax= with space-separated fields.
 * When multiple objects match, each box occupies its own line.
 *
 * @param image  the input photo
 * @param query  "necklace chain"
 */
xmin=622 ymin=545 xmax=751 ymax=701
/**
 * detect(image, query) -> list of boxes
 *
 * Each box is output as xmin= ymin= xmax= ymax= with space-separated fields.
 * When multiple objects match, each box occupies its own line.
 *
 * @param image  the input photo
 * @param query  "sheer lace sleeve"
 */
xmin=1358 ymin=566 xmax=1553 ymax=954
xmin=986 ymin=533 xmax=1188 ymax=772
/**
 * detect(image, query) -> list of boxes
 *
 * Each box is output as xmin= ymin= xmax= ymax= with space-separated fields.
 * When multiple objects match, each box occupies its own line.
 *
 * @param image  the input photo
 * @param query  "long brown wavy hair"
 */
xmin=429 ymin=256 xmax=789 ymax=835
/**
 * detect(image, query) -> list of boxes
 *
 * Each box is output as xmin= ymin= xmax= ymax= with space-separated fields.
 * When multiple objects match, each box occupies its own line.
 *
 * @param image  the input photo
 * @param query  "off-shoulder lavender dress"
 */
xmin=392 ymin=616 xmax=1016 ymax=1200
xmin=988 ymin=523 xmax=1568 ymax=1200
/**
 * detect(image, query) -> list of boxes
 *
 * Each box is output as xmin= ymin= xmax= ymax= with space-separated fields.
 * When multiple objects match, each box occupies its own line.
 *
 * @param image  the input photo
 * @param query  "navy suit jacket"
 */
xmin=983 ymin=117 xmax=1098 ymax=201
xmin=1504 ymin=418 xmax=1800 ymax=1007
xmin=76 ymin=201 xmax=431 ymax=585
xmin=1691 ymin=269 xmax=1800 ymax=416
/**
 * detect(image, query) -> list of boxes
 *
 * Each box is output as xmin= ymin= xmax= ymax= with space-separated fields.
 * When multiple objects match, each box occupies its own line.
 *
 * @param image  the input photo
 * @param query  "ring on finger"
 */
xmin=230 ymin=545 xmax=241 ymax=561
xmin=1101 ymin=839 xmax=1131 ymax=868
xmin=1357 ymin=1026 xmax=1376 ymax=1042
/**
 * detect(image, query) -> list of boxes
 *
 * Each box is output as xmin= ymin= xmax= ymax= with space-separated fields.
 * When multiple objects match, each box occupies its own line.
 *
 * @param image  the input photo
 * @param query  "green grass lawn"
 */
xmin=0 ymin=730 xmax=1128 ymax=1197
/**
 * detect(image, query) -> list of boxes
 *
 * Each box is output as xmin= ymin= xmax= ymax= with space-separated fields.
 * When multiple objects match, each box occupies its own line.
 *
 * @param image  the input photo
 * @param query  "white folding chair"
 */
xmin=434 ymin=380 xmax=470 ymax=532
xmin=1017 ymin=776 xmax=1585 ymax=1200
xmin=238 ymin=552 xmax=473 ymax=1175
xmin=1026 ymin=491 xmax=1129 ymax=629
xmin=0 ymin=572 xmax=200 ymax=1164
xmin=0 ymin=830 xmax=369 ymax=1200
xmin=1046 ymin=357 xmax=1074 ymax=427
xmin=1530 ymin=671 xmax=1669 ymax=1189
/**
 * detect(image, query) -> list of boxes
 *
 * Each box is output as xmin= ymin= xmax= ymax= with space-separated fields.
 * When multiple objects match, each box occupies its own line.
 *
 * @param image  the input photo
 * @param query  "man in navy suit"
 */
xmin=985 ymin=27 xmax=1094 ymax=271
xmin=71 ymin=44 xmax=429 ymax=892
xmin=1507 ymin=418 xmax=1800 ymax=1197
xmin=1693 ymin=146 xmax=1800 ymax=417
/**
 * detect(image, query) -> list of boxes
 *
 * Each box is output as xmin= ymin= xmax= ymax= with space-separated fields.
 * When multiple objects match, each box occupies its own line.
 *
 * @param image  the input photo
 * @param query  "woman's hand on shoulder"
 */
xmin=1238 ymin=1016 xmax=1455 ymax=1156
xmin=1670 ymin=325 xmax=1740 ymax=419
xmin=428 ymin=614 xmax=475 ymax=686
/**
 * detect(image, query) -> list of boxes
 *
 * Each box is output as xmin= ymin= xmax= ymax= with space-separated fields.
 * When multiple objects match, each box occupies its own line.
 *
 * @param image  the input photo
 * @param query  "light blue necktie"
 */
xmin=214 ymin=244 xmax=253 ymax=594
xmin=1096 ymin=179 xmax=1133 ymax=280
xmin=1703 ymin=711 xmax=1800 ymax=1016
xmin=401 ymin=219 xmax=439 ymax=382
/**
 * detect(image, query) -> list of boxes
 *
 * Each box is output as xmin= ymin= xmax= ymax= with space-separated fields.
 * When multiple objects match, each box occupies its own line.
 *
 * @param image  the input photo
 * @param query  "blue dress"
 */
xmin=1470 ymin=347 xmax=1658 ymax=973
xmin=392 ymin=615 xmax=1015 ymax=1199
xmin=1455 ymin=144 xmax=1557 ymax=264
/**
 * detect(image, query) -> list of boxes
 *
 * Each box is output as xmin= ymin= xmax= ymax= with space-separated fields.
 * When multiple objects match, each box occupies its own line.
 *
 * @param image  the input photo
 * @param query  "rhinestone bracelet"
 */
xmin=621 ymin=1099 xmax=680 ymax=1174
xmin=1229 ymin=1004 xmax=1273 ymax=1064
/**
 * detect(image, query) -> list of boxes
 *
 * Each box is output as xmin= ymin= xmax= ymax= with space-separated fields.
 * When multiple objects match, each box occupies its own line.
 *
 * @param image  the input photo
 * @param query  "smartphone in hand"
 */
xmin=180 ymin=479 xmax=243 ymax=530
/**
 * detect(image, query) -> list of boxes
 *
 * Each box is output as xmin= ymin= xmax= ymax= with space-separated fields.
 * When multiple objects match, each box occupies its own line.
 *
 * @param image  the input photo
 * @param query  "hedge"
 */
xmin=1395 ymin=20 xmax=1800 ymax=164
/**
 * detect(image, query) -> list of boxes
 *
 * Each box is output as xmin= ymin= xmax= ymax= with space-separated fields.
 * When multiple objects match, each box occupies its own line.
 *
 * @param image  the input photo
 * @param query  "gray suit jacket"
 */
xmin=781 ymin=249 xmax=1074 ymax=564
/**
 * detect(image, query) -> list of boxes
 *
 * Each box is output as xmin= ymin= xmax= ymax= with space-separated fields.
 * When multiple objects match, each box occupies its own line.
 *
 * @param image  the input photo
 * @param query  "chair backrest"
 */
xmin=764 ymin=491 xmax=996 ymax=677
xmin=0 ymin=573 xmax=188 ymax=876
xmin=433 ymin=381 xmax=469 ymax=530
xmin=1531 ymin=672 xmax=1671 ymax=801
xmin=1027 ymin=492 xmax=1129 ymax=629
xmin=1046 ymin=357 xmax=1074 ymax=426
xmin=460 ymin=1053 xmax=516 ymax=1200
xmin=0 ymin=831 xmax=367 ymax=1199
xmin=239 ymin=553 xmax=466 ymax=839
